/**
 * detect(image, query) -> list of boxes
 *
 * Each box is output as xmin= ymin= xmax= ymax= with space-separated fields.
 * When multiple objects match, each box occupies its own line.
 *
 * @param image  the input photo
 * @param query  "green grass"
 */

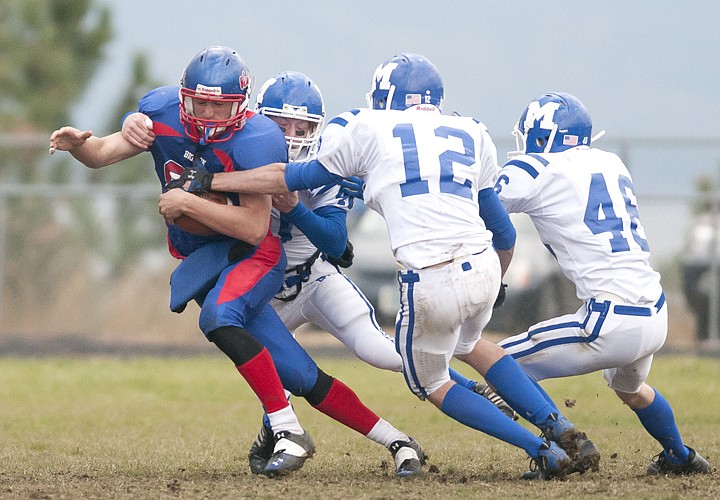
xmin=0 ymin=355 xmax=718 ymax=499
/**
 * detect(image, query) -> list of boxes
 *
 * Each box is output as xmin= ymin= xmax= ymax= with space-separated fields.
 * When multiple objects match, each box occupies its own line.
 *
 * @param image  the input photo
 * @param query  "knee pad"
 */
xmin=304 ymin=368 xmax=334 ymax=407
xmin=207 ymin=326 xmax=264 ymax=366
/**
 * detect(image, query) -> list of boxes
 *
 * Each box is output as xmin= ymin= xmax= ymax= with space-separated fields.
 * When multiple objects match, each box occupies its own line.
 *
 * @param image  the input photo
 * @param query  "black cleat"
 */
xmin=263 ymin=431 xmax=315 ymax=478
xmin=473 ymin=382 xmax=519 ymax=421
xmin=647 ymin=447 xmax=712 ymax=475
xmin=248 ymin=423 xmax=275 ymax=475
xmin=389 ymin=437 xmax=425 ymax=478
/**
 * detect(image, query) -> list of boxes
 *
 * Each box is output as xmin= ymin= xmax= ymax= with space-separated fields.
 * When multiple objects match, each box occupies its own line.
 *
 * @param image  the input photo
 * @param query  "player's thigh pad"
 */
xmin=199 ymin=250 xmax=285 ymax=335
xmin=602 ymin=307 xmax=668 ymax=393
xmin=396 ymin=251 xmax=499 ymax=398
xmin=500 ymin=300 xmax=668 ymax=383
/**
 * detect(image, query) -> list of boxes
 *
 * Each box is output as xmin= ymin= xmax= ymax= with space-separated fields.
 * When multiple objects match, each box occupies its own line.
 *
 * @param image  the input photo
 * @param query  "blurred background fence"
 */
xmin=2 ymin=133 xmax=720 ymax=355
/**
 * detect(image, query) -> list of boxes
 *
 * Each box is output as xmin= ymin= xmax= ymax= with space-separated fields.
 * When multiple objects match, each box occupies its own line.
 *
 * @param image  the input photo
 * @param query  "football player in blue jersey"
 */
xmin=122 ymin=68 xmax=516 ymax=476
xmin=161 ymin=53 xmax=602 ymax=480
xmin=494 ymin=92 xmax=711 ymax=477
xmin=49 ymin=46 xmax=431 ymax=478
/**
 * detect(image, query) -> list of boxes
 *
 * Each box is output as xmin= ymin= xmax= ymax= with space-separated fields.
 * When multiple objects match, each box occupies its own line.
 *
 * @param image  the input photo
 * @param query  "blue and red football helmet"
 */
xmin=255 ymin=71 xmax=325 ymax=161
xmin=366 ymin=53 xmax=444 ymax=112
xmin=179 ymin=46 xmax=253 ymax=143
xmin=510 ymin=92 xmax=593 ymax=156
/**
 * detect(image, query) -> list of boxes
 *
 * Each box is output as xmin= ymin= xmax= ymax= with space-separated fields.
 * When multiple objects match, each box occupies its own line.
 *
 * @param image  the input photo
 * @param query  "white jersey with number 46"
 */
xmin=317 ymin=107 xmax=498 ymax=270
xmin=496 ymin=147 xmax=662 ymax=304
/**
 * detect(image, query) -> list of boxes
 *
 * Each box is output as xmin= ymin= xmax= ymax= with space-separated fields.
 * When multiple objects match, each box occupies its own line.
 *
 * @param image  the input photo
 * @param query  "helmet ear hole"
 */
xmin=535 ymin=137 xmax=546 ymax=148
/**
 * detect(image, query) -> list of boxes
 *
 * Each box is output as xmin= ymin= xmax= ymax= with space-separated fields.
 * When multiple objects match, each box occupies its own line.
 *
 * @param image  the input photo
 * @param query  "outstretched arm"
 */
xmin=49 ymin=127 xmax=145 ymax=169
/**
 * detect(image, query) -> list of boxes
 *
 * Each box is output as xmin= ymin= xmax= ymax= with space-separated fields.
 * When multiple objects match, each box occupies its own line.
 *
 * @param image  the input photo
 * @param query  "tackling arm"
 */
xmin=284 ymin=204 xmax=348 ymax=258
xmin=211 ymin=160 xmax=340 ymax=194
xmin=212 ymin=162 xmax=291 ymax=194
xmin=477 ymin=187 xmax=516 ymax=276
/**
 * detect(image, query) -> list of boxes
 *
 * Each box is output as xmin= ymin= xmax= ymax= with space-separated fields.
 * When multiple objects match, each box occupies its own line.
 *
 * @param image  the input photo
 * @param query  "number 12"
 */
xmin=394 ymin=123 xmax=475 ymax=199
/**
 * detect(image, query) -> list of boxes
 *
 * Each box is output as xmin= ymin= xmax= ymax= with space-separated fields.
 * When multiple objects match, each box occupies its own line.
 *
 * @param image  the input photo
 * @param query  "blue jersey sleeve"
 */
xmin=283 ymin=203 xmax=348 ymax=258
xmin=285 ymin=160 xmax=343 ymax=191
xmin=478 ymin=187 xmax=516 ymax=251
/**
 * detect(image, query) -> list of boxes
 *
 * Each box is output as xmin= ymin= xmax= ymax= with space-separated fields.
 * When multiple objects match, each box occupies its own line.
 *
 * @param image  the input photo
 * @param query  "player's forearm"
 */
xmin=497 ymin=247 xmax=513 ymax=277
xmin=71 ymin=132 xmax=143 ymax=169
xmin=212 ymin=163 xmax=290 ymax=194
xmin=185 ymin=198 xmax=269 ymax=245
xmin=285 ymin=204 xmax=348 ymax=257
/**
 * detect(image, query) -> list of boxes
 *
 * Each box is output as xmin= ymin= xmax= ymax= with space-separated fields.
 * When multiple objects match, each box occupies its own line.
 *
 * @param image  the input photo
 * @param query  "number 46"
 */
xmin=584 ymin=173 xmax=649 ymax=252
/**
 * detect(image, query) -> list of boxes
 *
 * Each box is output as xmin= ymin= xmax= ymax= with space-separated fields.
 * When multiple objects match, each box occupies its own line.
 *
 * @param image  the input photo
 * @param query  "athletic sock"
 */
xmin=529 ymin=378 xmax=559 ymax=412
xmin=235 ymin=347 xmax=292 ymax=414
xmin=634 ymin=389 xmax=690 ymax=463
xmin=312 ymin=379 xmax=380 ymax=436
xmin=484 ymin=355 xmax=559 ymax=426
xmin=441 ymin=383 xmax=543 ymax=456
xmin=261 ymin=389 xmax=292 ymax=430
xmin=266 ymin=405 xmax=304 ymax=435
xmin=366 ymin=419 xmax=409 ymax=448
xmin=449 ymin=367 xmax=477 ymax=390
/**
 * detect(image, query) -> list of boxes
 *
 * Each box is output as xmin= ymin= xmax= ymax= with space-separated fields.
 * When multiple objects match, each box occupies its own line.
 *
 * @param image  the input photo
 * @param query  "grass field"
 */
xmin=0 ymin=354 xmax=718 ymax=499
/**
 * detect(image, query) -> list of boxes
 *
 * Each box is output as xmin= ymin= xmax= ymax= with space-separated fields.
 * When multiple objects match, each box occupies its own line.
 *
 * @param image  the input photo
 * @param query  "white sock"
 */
xmin=365 ymin=419 xmax=408 ymax=448
xmin=266 ymin=405 xmax=304 ymax=435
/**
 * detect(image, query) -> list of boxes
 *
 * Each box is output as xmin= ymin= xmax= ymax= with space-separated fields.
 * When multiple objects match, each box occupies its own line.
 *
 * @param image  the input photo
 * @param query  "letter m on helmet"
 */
xmin=523 ymin=101 xmax=561 ymax=131
xmin=373 ymin=62 xmax=399 ymax=91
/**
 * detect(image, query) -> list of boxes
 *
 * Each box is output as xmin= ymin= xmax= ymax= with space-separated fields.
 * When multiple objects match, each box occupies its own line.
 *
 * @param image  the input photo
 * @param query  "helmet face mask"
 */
xmin=179 ymin=46 xmax=253 ymax=144
xmin=255 ymin=71 xmax=325 ymax=161
xmin=508 ymin=92 xmax=592 ymax=158
xmin=366 ymin=53 xmax=444 ymax=112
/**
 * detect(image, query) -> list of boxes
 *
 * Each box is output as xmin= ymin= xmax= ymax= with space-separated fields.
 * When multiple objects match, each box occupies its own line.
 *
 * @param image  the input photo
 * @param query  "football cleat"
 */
xmin=473 ymin=382 xmax=519 ymax=421
xmin=647 ymin=447 xmax=712 ymax=475
xmin=541 ymin=413 xmax=601 ymax=474
xmin=523 ymin=440 xmax=573 ymax=480
xmin=248 ymin=422 xmax=275 ymax=475
xmin=389 ymin=437 xmax=425 ymax=478
xmin=263 ymin=431 xmax=316 ymax=478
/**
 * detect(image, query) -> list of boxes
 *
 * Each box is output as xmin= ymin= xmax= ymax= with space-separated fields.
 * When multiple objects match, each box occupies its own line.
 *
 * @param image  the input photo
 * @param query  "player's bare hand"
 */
xmin=272 ymin=192 xmax=299 ymax=213
xmin=121 ymin=112 xmax=155 ymax=149
xmin=158 ymin=188 xmax=193 ymax=223
xmin=49 ymin=127 xmax=93 ymax=154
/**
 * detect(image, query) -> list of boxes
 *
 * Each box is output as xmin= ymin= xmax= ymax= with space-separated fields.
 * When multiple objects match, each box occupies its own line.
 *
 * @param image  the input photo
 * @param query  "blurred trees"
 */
xmin=0 ymin=0 xmax=111 ymax=135
xmin=0 ymin=1 xmax=167 ymax=332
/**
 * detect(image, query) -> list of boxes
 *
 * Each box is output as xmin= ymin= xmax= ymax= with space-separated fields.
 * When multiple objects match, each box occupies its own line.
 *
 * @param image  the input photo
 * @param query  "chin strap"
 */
xmin=591 ymin=130 xmax=606 ymax=143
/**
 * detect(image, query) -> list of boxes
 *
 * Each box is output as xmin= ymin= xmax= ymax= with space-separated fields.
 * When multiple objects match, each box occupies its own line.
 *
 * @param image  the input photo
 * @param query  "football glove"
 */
xmin=493 ymin=282 xmax=508 ymax=309
xmin=326 ymin=240 xmax=354 ymax=268
xmin=339 ymin=176 xmax=365 ymax=201
xmin=166 ymin=166 xmax=214 ymax=193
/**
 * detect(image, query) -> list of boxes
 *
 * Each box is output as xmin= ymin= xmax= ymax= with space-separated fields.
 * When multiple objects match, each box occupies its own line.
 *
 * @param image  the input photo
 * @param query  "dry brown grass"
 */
xmin=0 ymin=355 xmax=718 ymax=499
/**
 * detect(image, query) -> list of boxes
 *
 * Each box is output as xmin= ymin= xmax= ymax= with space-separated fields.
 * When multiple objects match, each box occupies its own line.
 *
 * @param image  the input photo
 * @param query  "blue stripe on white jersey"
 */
xmin=327 ymin=108 xmax=362 ymax=128
xmin=504 ymin=153 xmax=549 ymax=179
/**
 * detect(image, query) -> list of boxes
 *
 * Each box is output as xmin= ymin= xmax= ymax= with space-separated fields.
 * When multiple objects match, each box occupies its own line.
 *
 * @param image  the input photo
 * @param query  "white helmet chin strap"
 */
xmin=542 ymin=124 xmax=559 ymax=153
xmin=591 ymin=130 xmax=606 ymax=143
xmin=507 ymin=124 xmax=525 ymax=159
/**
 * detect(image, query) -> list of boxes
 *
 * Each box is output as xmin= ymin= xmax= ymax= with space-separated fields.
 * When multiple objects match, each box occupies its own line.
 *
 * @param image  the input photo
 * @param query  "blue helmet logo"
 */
xmin=512 ymin=92 xmax=593 ymax=155
xmin=367 ymin=53 xmax=444 ymax=111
